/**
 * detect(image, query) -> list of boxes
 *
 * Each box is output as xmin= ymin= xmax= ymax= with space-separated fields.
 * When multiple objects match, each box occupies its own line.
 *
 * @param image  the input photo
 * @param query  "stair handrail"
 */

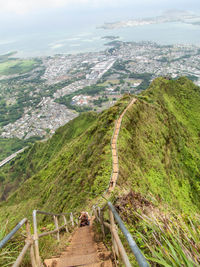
xmin=93 ymin=201 xmax=149 ymax=267
xmin=33 ymin=209 xmax=78 ymax=266
xmin=0 ymin=218 xmax=36 ymax=267
xmin=0 ymin=210 xmax=77 ymax=267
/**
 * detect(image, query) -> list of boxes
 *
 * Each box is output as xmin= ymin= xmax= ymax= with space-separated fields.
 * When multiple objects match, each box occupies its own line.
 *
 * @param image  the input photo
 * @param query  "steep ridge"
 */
xmin=109 ymin=98 xmax=136 ymax=191
xmin=43 ymin=98 xmax=136 ymax=267
xmin=117 ymin=77 xmax=200 ymax=212
xmin=0 ymin=76 xmax=199 ymax=220
xmin=1 ymin=77 xmax=200 ymax=265
xmin=42 ymin=97 xmax=136 ymax=267
xmin=0 ymin=95 xmax=132 ymax=224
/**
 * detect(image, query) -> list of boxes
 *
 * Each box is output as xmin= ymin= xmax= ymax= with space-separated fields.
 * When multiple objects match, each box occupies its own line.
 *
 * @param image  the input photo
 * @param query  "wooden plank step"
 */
xmin=44 ymin=258 xmax=59 ymax=267
xmin=111 ymin=144 xmax=116 ymax=149
xmin=113 ymin=156 xmax=118 ymax=164
xmin=57 ymin=252 xmax=99 ymax=267
xmin=113 ymin=164 xmax=118 ymax=173
xmin=61 ymin=247 xmax=97 ymax=256
xmin=84 ymin=259 xmax=113 ymax=267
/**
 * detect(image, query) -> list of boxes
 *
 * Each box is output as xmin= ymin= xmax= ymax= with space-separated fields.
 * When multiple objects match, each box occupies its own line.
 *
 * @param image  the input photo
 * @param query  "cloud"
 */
xmin=50 ymin=43 xmax=65 ymax=49
xmin=0 ymin=0 xmax=66 ymax=14
xmin=0 ymin=0 xmax=199 ymax=15
xmin=0 ymin=0 xmax=132 ymax=15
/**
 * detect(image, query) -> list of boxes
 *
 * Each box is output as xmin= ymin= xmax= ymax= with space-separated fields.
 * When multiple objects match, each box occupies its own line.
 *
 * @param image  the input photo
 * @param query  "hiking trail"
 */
xmin=44 ymin=224 xmax=112 ymax=267
xmin=44 ymin=98 xmax=137 ymax=267
xmin=108 ymin=98 xmax=136 ymax=191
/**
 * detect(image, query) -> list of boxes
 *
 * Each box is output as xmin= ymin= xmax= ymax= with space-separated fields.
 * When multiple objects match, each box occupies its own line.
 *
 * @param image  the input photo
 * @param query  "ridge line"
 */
xmin=108 ymin=98 xmax=137 ymax=192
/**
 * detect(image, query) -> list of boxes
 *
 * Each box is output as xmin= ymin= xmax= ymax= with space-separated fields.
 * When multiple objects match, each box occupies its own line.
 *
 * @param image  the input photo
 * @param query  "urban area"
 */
xmin=0 ymin=41 xmax=200 ymax=140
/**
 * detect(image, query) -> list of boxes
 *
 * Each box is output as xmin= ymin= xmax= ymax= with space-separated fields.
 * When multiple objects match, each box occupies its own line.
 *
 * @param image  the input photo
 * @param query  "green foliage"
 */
xmin=93 ymin=96 xmax=108 ymax=107
xmin=55 ymin=84 xmax=107 ymax=111
xmin=129 ymin=72 xmax=152 ymax=90
xmin=0 ymin=96 xmax=131 ymax=224
xmin=114 ymin=193 xmax=200 ymax=266
xmin=0 ymin=59 xmax=38 ymax=75
xmin=118 ymin=77 xmax=200 ymax=213
xmin=0 ymin=137 xmax=41 ymax=161
xmin=0 ymin=77 xmax=200 ymax=265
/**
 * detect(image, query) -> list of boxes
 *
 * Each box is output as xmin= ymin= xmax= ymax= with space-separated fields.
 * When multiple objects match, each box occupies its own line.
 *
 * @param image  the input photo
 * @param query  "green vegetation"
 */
xmin=129 ymin=72 xmax=152 ymax=90
xmin=118 ymin=77 xmax=200 ymax=212
xmin=109 ymin=191 xmax=200 ymax=266
xmin=55 ymin=84 xmax=106 ymax=111
xmin=113 ymin=60 xmax=131 ymax=73
xmin=0 ymin=97 xmax=130 ymax=221
xmin=0 ymin=59 xmax=39 ymax=76
xmin=0 ymin=77 xmax=200 ymax=265
xmin=0 ymin=137 xmax=41 ymax=162
xmin=93 ymin=96 xmax=109 ymax=107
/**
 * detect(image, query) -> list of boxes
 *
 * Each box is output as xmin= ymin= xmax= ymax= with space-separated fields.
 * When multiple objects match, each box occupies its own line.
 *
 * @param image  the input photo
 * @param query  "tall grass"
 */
xmin=0 ymin=221 xmax=22 ymax=267
xmin=134 ymin=212 xmax=200 ymax=266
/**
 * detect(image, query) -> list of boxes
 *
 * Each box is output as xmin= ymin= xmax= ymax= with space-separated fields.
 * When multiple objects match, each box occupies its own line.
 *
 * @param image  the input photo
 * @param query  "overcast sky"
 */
xmin=0 ymin=0 xmax=200 ymax=15
xmin=0 ymin=0 xmax=200 ymax=36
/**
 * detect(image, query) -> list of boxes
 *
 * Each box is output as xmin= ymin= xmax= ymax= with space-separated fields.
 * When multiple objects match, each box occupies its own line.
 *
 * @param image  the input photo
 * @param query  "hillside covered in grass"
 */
xmin=114 ymin=77 xmax=200 ymax=266
xmin=0 ymin=96 xmax=131 ymax=223
xmin=0 ymin=77 xmax=200 ymax=265
xmin=0 ymin=76 xmax=200 ymax=220
xmin=117 ymin=77 xmax=200 ymax=213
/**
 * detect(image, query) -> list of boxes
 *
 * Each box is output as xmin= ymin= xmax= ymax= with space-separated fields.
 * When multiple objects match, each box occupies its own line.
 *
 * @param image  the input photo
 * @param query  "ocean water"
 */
xmin=0 ymin=22 xmax=200 ymax=58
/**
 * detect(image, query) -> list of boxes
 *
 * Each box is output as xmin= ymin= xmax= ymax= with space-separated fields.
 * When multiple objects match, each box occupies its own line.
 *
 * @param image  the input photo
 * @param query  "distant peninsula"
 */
xmin=101 ymin=36 xmax=120 ymax=41
xmin=98 ymin=10 xmax=200 ymax=30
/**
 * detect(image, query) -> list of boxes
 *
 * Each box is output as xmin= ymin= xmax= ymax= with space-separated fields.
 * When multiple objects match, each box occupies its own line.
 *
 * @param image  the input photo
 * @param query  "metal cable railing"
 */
xmin=93 ymin=202 xmax=149 ymax=267
xmin=0 ymin=210 xmax=77 ymax=267
xmin=0 ymin=218 xmax=36 ymax=267
xmin=33 ymin=209 xmax=78 ymax=266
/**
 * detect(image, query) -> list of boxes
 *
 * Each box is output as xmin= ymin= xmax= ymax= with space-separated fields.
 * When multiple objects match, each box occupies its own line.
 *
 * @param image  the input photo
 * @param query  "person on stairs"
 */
xmin=79 ymin=211 xmax=90 ymax=227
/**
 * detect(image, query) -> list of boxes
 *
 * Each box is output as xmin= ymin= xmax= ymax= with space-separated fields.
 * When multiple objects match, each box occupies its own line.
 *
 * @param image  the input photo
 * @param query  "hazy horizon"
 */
xmin=0 ymin=0 xmax=200 ymax=57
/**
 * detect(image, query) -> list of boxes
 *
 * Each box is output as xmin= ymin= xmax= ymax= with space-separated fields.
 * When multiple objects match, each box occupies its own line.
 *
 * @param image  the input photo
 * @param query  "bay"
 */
xmin=0 ymin=21 xmax=199 ymax=58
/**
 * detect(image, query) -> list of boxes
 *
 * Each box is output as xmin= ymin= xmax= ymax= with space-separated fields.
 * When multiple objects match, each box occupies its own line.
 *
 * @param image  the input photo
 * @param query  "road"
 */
xmin=0 ymin=147 xmax=27 ymax=168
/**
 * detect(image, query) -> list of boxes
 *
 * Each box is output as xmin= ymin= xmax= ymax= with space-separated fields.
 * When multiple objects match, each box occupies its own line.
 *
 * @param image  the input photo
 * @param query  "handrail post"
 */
xmin=12 ymin=242 xmax=31 ymax=267
xmin=53 ymin=216 xmax=60 ymax=242
xmin=70 ymin=212 xmax=74 ymax=227
xmin=98 ymin=207 xmax=105 ymax=239
xmin=33 ymin=210 xmax=41 ymax=267
xmin=62 ymin=215 xmax=69 ymax=233
xmin=93 ymin=207 xmax=99 ymax=222
xmin=26 ymin=221 xmax=37 ymax=267
xmin=109 ymin=210 xmax=119 ymax=258
xmin=112 ymin=227 xmax=132 ymax=267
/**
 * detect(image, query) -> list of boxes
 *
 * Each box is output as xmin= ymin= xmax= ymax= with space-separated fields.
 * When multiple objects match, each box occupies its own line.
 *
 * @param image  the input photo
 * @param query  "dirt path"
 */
xmin=44 ymin=226 xmax=112 ymax=267
xmin=108 ymin=98 xmax=137 ymax=192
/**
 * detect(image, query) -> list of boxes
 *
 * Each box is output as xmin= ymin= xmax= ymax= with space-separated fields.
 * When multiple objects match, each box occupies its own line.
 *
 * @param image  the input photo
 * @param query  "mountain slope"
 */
xmin=0 ymin=96 xmax=131 ymax=223
xmin=117 ymin=77 xmax=200 ymax=213
xmin=0 ymin=77 xmax=200 ymax=224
